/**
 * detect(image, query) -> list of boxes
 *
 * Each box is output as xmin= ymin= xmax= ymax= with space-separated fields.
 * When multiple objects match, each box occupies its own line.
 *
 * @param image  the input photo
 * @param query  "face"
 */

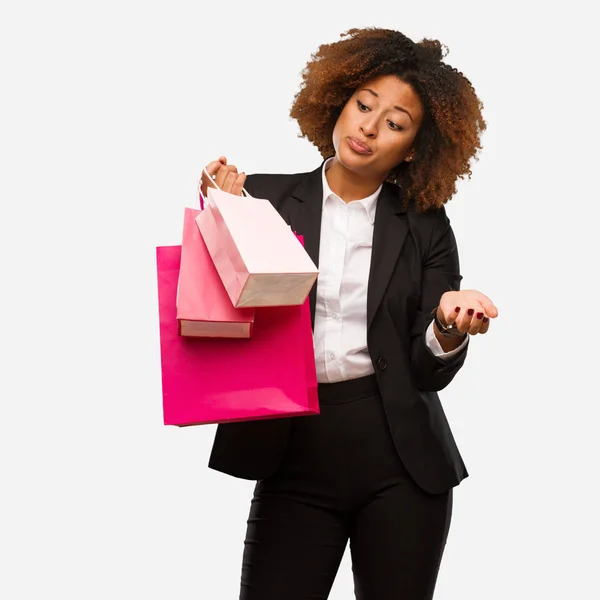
xmin=332 ymin=75 xmax=424 ymax=181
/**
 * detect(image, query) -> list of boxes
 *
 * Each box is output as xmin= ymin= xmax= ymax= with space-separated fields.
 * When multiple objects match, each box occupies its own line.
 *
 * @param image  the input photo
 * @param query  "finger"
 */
xmin=479 ymin=316 xmax=491 ymax=335
xmin=482 ymin=301 xmax=498 ymax=319
xmin=204 ymin=158 xmax=227 ymax=179
xmin=230 ymin=172 xmax=246 ymax=196
xmin=201 ymin=160 xmax=225 ymax=195
xmin=215 ymin=164 xmax=239 ymax=189
xmin=222 ymin=170 xmax=240 ymax=193
xmin=443 ymin=305 xmax=461 ymax=328
xmin=215 ymin=164 xmax=238 ymax=188
xmin=200 ymin=156 xmax=227 ymax=196
xmin=455 ymin=307 xmax=475 ymax=335
xmin=468 ymin=310 xmax=485 ymax=335
xmin=474 ymin=292 xmax=498 ymax=319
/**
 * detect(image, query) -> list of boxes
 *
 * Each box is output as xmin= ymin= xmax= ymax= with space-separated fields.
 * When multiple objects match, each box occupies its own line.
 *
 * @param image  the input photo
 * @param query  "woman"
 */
xmin=200 ymin=27 xmax=497 ymax=600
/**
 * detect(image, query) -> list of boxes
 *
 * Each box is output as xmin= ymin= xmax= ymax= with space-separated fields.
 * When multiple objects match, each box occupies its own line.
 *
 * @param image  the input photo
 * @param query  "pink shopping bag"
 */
xmin=156 ymin=244 xmax=319 ymax=426
xmin=177 ymin=207 xmax=255 ymax=338
xmin=196 ymin=186 xmax=318 ymax=308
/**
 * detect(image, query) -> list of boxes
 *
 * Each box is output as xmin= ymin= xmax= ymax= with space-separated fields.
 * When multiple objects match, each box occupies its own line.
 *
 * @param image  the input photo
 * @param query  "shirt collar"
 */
xmin=321 ymin=157 xmax=382 ymax=225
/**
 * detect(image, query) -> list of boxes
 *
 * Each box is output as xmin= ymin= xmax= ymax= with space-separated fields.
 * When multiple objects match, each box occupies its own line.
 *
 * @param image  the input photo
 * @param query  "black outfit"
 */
xmin=207 ymin=162 xmax=470 ymax=599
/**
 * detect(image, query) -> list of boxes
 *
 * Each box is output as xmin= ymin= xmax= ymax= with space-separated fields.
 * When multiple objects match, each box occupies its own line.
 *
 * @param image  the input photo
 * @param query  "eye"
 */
xmin=357 ymin=100 xmax=370 ymax=112
xmin=387 ymin=120 xmax=404 ymax=131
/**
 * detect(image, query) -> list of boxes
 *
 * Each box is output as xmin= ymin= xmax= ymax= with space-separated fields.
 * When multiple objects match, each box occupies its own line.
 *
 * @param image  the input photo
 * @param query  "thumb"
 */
xmin=478 ymin=295 xmax=498 ymax=318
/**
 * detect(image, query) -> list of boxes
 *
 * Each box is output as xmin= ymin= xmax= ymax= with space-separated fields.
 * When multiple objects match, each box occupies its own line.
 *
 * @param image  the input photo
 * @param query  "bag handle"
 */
xmin=198 ymin=166 xmax=251 ymax=210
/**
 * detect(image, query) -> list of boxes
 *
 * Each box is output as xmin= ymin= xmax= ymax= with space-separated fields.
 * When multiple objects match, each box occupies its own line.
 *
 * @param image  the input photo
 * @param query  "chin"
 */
xmin=335 ymin=146 xmax=374 ymax=176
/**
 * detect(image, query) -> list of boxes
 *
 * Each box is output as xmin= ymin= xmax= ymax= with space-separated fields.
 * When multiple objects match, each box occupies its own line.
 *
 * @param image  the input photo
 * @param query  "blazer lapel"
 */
xmin=367 ymin=182 xmax=410 ymax=329
xmin=281 ymin=164 xmax=410 ymax=332
xmin=286 ymin=164 xmax=324 ymax=329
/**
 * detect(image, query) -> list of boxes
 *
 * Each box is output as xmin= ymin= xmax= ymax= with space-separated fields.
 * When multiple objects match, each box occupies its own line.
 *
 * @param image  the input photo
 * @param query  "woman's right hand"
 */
xmin=201 ymin=156 xmax=247 ymax=197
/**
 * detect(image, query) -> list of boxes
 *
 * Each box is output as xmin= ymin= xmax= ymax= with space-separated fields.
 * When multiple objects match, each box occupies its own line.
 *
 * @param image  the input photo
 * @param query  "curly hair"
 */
xmin=289 ymin=27 xmax=486 ymax=213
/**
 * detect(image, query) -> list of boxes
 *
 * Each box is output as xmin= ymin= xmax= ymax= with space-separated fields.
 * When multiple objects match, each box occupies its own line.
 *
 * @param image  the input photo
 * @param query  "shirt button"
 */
xmin=331 ymin=313 xmax=338 ymax=320
xmin=329 ymin=352 xmax=335 ymax=360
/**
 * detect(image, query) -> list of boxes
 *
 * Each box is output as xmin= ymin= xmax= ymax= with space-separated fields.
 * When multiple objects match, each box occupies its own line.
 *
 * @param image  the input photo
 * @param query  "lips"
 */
xmin=347 ymin=137 xmax=373 ymax=155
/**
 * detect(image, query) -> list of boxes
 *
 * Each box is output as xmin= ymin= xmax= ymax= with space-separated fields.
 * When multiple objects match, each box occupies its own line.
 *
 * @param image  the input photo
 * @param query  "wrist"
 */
xmin=431 ymin=306 xmax=466 ymax=340
xmin=433 ymin=324 xmax=466 ymax=352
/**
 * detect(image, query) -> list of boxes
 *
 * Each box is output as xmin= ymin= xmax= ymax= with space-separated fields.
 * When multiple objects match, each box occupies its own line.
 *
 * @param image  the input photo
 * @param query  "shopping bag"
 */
xmin=156 ymin=244 xmax=319 ymax=426
xmin=177 ymin=207 xmax=255 ymax=338
xmin=196 ymin=186 xmax=318 ymax=308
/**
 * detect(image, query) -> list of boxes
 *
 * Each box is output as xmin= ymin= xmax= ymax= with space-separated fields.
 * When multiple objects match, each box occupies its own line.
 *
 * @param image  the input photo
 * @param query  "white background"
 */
xmin=1 ymin=1 xmax=598 ymax=598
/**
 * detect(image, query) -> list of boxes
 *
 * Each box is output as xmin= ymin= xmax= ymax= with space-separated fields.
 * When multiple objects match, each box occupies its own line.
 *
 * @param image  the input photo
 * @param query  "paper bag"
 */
xmin=177 ymin=207 xmax=255 ymax=338
xmin=156 ymin=245 xmax=319 ymax=426
xmin=196 ymin=187 xmax=318 ymax=308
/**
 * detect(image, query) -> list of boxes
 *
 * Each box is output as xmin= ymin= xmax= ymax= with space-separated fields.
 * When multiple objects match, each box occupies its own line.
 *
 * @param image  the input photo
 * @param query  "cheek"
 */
xmin=332 ymin=112 xmax=348 ymax=148
xmin=332 ymin=119 xmax=341 ymax=141
xmin=332 ymin=122 xmax=340 ymax=152
xmin=380 ymin=137 xmax=409 ymax=165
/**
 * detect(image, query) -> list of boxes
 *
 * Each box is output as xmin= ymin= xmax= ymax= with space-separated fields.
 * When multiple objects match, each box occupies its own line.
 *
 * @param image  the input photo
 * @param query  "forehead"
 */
xmin=358 ymin=75 xmax=423 ymax=117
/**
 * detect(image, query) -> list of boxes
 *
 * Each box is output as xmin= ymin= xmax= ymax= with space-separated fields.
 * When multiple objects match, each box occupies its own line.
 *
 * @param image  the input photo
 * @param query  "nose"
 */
xmin=360 ymin=115 xmax=378 ymax=138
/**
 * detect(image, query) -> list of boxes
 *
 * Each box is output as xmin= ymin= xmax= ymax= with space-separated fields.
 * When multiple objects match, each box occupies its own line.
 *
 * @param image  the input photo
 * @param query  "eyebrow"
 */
xmin=360 ymin=88 xmax=413 ymax=122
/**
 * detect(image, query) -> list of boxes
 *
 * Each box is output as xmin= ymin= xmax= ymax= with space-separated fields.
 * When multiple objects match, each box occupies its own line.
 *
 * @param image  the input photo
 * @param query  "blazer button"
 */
xmin=376 ymin=356 xmax=387 ymax=371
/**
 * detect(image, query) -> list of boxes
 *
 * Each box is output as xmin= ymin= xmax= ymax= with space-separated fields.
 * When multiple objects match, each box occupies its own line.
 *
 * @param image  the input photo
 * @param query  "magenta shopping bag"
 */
xmin=156 ymin=245 xmax=319 ymax=426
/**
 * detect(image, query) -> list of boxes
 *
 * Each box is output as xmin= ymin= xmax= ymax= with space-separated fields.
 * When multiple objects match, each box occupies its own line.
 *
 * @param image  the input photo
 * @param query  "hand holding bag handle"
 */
xmin=198 ymin=161 xmax=251 ymax=210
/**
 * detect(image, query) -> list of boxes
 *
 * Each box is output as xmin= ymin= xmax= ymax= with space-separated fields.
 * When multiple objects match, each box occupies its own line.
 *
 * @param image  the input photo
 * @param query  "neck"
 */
xmin=325 ymin=158 xmax=384 ymax=203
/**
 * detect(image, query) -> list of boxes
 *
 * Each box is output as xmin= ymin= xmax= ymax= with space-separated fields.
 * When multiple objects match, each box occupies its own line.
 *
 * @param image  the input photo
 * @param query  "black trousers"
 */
xmin=239 ymin=375 xmax=453 ymax=600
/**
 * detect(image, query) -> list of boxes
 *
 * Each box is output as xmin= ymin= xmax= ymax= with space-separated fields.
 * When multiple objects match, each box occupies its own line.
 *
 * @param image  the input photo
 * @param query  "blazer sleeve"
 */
xmin=242 ymin=174 xmax=260 ymax=198
xmin=410 ymin=206 xmax=469 ymax=391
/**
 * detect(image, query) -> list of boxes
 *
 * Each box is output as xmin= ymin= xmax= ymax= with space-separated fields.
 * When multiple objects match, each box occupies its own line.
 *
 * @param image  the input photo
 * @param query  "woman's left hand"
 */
xmin=438 ymin=290 xmax=498 ymax=336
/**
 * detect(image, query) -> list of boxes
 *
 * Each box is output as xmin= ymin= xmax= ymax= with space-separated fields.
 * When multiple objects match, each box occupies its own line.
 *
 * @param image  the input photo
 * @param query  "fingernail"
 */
xmin=476 ymin=312 xmax=483 ymax=319
xmin=483 ymin=317 xmax=489 ymax=323
xmin=467 ymin=308 xmax=474 ymax=316
xmin=455 ymin=306 xmax=460 ymax=313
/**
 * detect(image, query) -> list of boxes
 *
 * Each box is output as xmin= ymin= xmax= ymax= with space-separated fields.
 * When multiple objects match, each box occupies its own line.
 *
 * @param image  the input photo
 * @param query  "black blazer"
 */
xmin=208 ymin=162 xmax=470 ymax=494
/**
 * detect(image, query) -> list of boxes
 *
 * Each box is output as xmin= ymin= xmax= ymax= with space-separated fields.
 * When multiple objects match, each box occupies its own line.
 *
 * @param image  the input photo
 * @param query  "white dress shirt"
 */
xmin=314 ymin=158 xmax=469 ymax=384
